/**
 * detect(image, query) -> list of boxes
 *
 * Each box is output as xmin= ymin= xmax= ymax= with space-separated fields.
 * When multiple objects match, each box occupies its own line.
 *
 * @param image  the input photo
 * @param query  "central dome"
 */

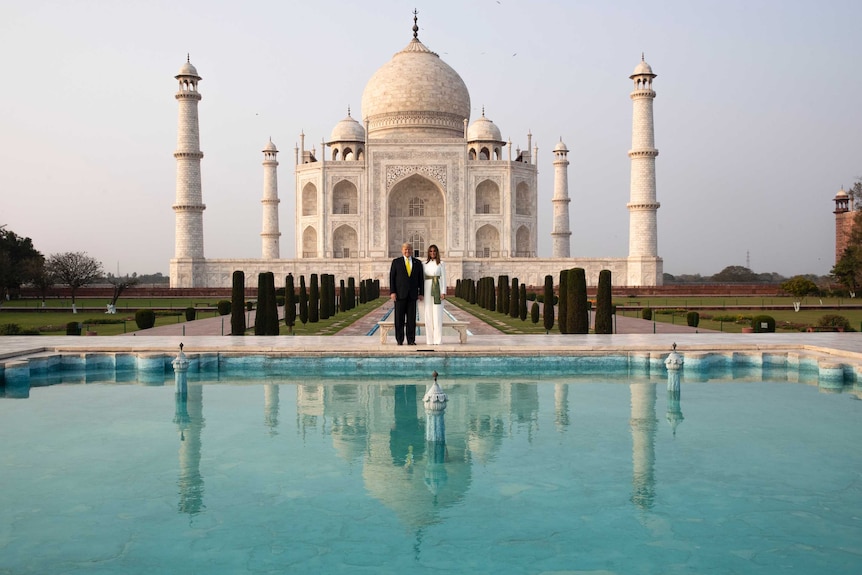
xmin=361 ymin=35 xmax=471 ymax=139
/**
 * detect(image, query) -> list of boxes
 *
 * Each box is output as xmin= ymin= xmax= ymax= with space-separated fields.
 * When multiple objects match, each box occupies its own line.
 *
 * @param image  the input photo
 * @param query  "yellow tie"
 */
xmin=405 ymin=257 xmax=412 ymax=276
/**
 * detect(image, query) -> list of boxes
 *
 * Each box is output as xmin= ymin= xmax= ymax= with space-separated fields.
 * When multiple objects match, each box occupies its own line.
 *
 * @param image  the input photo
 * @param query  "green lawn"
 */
xmin=0 ymin=298 xmax=388 ymax=336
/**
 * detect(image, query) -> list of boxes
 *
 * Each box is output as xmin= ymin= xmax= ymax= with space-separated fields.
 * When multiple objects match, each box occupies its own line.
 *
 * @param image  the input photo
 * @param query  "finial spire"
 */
xmin=481 ymin=105 xmax=485 ymax=117
xmin=413 ymin=9 xmax=419 ymax=39
xmin=187 ymin=53 xmax=190 ymax=63
xmin=641 ymin=52 xmax=645 ymax=61
xmin=347 ymin=105 xmax=351 ymax=117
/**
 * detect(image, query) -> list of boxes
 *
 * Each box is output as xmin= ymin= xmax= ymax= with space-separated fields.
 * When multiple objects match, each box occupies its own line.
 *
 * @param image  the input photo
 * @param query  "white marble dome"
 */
xmin=177 ymin=60 xmax=200 ymax=78
xmin=361 ymin=36 xmax=471 ymax=139
xmin=262 ymin=139 xmax=277 ymax=152
xmin=329 ymin=113 xmax=366 ymax=143
xmin=632 ymin=57 xmax=655 ymax=77
xmin=467 ymin=112 xmax=503 ymax=142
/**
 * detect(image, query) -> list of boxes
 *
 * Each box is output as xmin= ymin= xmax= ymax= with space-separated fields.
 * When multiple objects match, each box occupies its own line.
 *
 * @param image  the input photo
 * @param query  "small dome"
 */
xmin=835 ymin=186 xmax=848 ymax=198
xmin=554 ymin=139 xmax=568 ymax=152
xmin=467 ymin=112 xmax=503 ymax=142
xmin=329 ymin=112 xmax=366 ymax=143
xmin=177 ymin=59 xmax=200 ymax=78
xmin=631 ymin=55 xmax=655 ymax=78
xmin=263 ymin=139 xmax=277 ymax=152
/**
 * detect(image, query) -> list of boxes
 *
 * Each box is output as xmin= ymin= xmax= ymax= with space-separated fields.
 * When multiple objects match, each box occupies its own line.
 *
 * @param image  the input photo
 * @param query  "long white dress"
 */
xmin=422 ymin=260 xmax=446 ymax=345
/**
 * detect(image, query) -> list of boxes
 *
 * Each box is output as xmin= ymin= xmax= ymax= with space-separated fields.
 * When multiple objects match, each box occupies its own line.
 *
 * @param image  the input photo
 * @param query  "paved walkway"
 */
xmin=128 ymin=301 xmax=708 ymax=337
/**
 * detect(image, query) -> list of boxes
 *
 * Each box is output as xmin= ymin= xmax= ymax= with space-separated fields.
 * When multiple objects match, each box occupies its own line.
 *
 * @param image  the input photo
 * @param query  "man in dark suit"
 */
xmin=389 ymin=242 xmax=424 ymax=345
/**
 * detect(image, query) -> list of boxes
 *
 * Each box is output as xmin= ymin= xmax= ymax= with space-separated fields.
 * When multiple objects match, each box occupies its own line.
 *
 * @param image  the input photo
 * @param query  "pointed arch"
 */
xmin=476 ymin=179 xmax=500 ymax=214
xmin=302 ymin=226 xmax=318 ymax=258
xmin=515 ymin=225 xmax=531 ymax=257
xmin=475 ymin=224 xmax=500 ymax=258
xmin=302 ymin=183 xmax=318 ymax=216
xmin=332 ymin=224 xmax=358 ymax=259
xmin=332 ymin=179 xmax=358 ymax=214
xmin=388 ymin=173 xmax=445 ymax=257
xmin=516 ymin=181 xmax=531 ymax=215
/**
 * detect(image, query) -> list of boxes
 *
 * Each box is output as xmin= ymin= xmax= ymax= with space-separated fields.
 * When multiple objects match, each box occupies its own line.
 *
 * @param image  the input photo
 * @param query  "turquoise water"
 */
xmin=1 ymin=375 xmax=861 ymax=574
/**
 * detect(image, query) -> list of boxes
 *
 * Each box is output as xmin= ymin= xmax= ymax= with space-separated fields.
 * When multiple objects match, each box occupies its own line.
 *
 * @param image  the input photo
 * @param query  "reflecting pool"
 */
xmin=1 ymin=375 xmax=861 ymax=574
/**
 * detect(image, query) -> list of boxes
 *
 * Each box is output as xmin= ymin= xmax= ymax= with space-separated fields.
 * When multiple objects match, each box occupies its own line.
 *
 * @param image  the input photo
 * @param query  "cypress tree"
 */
xmin=254 ymin=272 xmax=268 ymax=335
xmin=347 ymin=277 xmax=356 ymax=310
xmin=319 ymin=274 xmax=330 ymax=320
xmin=299 ymin=275 xmax=309 ymax=324
xmin=265 ymin=272 xmax=279 ymax=335
xmin=488 ymin=277 xmax=496 ymax=312
xmin=359 ymin=280 xmax=367 ymax=304
xmin=519 ymin=283 xmax=528 ymax=321
xmin=595 ymin=269 xmax=613 ymax=334
xmin=558 ymin=269 xmax=569 ymax=333
xmin=309 ymin=274 xmax=320 ymax=323
xmin=531 ymin=301 xmax=540 ymax=324
xmin=570 ymin=268 xmax=589 ymax=334
xmin=285 ymin=274 xmax=296 ymax=333
xmin=497 ymin=275 xmax=508 ymax=313
xmin=509 ymin=277 xmax=519 ymax=318
xmin=542 ymin=275 xmax=554 ymax=333
xmin=230 ymin=270 xmax=246 ymax=336
xmin=338 ymin=279 xmax=346 ymax=312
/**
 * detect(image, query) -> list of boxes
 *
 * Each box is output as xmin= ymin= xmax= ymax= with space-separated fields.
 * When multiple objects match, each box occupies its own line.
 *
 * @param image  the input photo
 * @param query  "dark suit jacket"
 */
xmin=390 ymin=256 xmax=424 ymax=300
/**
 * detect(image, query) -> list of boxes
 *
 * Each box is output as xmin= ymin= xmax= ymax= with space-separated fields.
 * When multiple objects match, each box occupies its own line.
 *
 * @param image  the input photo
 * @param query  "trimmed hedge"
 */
xmin=751 ymin=315 xmax=775 ymax=333
xmin=135 ymin=309 xmax=156 ymax=330
xmin=686 ymin=311 xmax=699 ymax=328
xmin=217 ymin=300 xmax=231 ymax=316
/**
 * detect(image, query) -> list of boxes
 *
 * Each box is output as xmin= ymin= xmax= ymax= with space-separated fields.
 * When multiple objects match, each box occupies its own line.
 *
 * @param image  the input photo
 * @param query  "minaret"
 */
xmin=627 ymin=55 xmax=662 ymax=286
xmin=834 ymin=186 xmax=853 ymax=264
xmin=171 ymin=57 xmax=206 ymax=286
xmin=261 ymin=139 xmax=280 ymax=259
xmin=551 ymin=139 xmax=572 ymax=257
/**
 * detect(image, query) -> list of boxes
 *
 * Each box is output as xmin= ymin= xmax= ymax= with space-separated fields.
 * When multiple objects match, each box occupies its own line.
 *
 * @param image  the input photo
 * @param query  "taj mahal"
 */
xmin=170 ymin=14 xmax=662 ymax=288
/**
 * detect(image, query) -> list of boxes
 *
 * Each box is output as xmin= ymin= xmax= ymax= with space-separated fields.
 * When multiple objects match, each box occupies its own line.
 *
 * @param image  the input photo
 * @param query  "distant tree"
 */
xmin=23 ymin=257 xmax=54 ymax=306
xmin=542 ymin=275 xmax=555 ymax=333
xmin=710 ymin=266 xmax=761 ymax=283
xmin=105 ymin=273 xmax=139 ymax=307
xmin=319 ymin=274 xmax=330 ymax=321
xmin=0 ymin=226 xmax=43 ymax=304
xmin=781 ymin=276 xmax=820 ymax=299
xmin=845 ymin=180 xmax=862 ymax=210
xmin=46 ymin=252 xmax=103 ymax=313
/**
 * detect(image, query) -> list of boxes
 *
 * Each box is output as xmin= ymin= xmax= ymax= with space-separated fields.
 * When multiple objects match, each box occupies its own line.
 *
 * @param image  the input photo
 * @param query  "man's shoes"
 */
xmin=408 ymin=342 xmax=416 ymax=345
xmin=397 ymin=342 xmax=404 ymax=346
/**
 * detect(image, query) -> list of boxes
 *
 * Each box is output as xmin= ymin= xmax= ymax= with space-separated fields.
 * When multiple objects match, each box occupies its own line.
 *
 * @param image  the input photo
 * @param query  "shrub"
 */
xmin=751 ymin=315 xmax=775 ymax=333
xmin=569 ymin=268 xmax=588 ymax=334
xmin=1 ymin=323 xmax=22 ymax=335
xmin=530 ymin=301 xmax=540 ymax=324
xmin=246 ymin=301 xmax=254 ymax=312
xmin=185 ymin=307 xmax=196 ymax=322
xmin=817 ymin=314 xmax=852 ymax=331
xmin=686 ymin=311 xmax=699 ymax=327
xmin=642 ymin=307 xmax=652 ymax=321
xmin=135 ymin=310 xmax=156 ymax=330
xmin=276 ymin=296 xmax=285 ymax=307
xmin=66 ymin=321 xmax=82 ymax=335
xmin=217 ymin=300 xmax=231 ymax=316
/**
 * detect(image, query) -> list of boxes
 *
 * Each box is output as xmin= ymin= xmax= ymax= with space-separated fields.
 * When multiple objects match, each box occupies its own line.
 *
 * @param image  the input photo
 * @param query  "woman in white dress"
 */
xmin=422 ymin=244 xmax=446 ymax=345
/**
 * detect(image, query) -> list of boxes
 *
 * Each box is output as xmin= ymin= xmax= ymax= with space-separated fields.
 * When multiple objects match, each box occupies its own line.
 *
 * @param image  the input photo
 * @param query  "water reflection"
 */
xmin=174 ymin=384 xmax=205 ymax=516
xmin=630 ymin=382 xmax=656 ymax=510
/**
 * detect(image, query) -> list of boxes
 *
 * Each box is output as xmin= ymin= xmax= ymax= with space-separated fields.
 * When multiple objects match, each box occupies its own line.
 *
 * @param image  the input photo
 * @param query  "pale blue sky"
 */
xmin=1 ymin=0 xmax=858 ymax=277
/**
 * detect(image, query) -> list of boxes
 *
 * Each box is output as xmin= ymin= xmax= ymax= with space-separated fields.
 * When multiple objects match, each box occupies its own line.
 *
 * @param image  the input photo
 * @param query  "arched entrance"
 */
xmin=388 ymin=174 xmax=445 ymax=257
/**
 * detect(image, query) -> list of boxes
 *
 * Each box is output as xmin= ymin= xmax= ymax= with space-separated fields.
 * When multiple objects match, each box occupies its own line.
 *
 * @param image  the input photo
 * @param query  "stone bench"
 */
xmin=377 ymin=319 xmax=470 ymax=344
